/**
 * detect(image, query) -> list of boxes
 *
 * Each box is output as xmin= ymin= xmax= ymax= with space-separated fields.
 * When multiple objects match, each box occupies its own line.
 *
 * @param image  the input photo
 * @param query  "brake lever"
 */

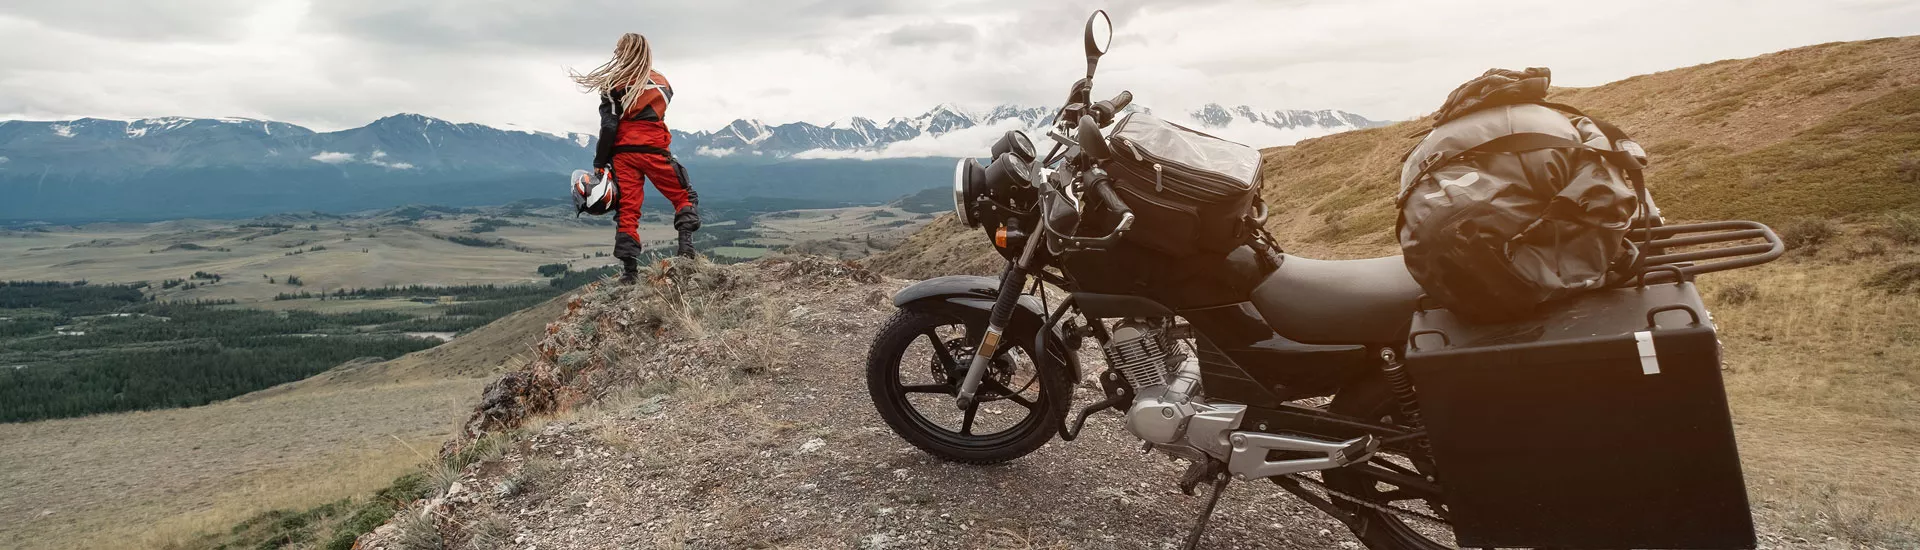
xmin=1047 ymin=128 xmax=1078 ymax=148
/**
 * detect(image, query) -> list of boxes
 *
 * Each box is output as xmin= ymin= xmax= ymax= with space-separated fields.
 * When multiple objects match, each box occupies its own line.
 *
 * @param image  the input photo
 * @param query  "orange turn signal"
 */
xmin=994 ymin=226 xmax=1009 ymax=248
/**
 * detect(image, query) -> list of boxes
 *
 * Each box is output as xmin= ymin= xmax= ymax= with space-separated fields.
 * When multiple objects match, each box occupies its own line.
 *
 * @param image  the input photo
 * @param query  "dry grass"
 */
xmin=1782 ymin=218 xmax=1843 ymax=251
xmin=1863 ymin=262 xmax=1920 ymax=294
xmin=865 ymin=214 xmax=1007 ymax=279
xmin=1694 ymin=230 xmax=1920 ymax=545
xmin=1883 ymin=213 xmax=1920 ymax=245
xmin=0 ymin=216 xmax=631 ymax=306
xmin=0 ymin=292 xmax=575 ymax=550
xmin=982 ymin=528 xmax=1074 ymax=550
xmin=391 ymin=508 xmax=447 ymax=550
xmin=0 ymin=375 xmax=481 ymax=550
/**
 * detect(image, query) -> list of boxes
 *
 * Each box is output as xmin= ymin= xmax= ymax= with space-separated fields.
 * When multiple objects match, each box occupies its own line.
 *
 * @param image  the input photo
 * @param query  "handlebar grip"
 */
xmin=1092 ymin=90 xmax=1133 ymax=125
xmin=1090 ymin=178 xmax=1130 ymax=218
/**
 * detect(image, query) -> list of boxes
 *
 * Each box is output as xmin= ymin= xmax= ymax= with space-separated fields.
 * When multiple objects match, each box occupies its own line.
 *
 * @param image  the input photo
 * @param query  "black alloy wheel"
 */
xmin=865 ymin=304 xmax=1072 ymax=464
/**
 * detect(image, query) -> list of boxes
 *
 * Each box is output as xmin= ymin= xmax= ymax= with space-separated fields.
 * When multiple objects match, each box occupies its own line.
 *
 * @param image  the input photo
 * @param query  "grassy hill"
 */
xmin=867 ymin=36 xmax=1920 ymax=544
xmin=0 ymin=291 xmax=579 ymax=550
xmin=1261 ymin=35 xmax=1920 ymax=259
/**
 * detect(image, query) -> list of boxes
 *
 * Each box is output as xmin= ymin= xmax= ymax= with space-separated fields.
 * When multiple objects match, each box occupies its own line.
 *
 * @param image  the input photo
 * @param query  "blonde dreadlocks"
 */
xmin=570 ymin=33 xmax=653 ymax=115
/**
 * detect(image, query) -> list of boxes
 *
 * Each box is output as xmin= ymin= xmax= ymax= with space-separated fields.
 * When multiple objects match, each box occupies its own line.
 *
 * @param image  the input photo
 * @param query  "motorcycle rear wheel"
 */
xmin=1323 ymin=372 xmax=1458 ymax=550
xmin=865 ymin=304 xmax=1072 ymax=465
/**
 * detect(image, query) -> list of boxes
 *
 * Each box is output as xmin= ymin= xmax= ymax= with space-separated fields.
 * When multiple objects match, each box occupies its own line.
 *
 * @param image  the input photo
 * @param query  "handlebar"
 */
xmin=1091 ymin=90 xmax=1132 ymax=125
xmin=1040 ymin=167 xmax=1133 ymax=251
xmin=1086 ymin=170 xmax=1131 ymax=220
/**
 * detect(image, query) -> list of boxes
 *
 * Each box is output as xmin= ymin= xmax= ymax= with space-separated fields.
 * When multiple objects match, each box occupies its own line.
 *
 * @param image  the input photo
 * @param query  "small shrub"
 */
xmin=450 ymin=433 xmax=509 ymax=467
xmin=391 ymin=511 xmax=445 ymax=550
xmin=1714 ymin=282 xmax=1761 ymax=305
xmin=1780 ymin=218 xmax=1840 ymax=250
xmin=427 ymin=460 xmax=462 ymax=496
xmin=1897 ymin=156 xmax=1920 ymax=185
xmin=1846 ymin=239 xmax=1889 ymax=260
xmin=461 ymin=512 xmax=513 ymax=549
xmin=1886 ymin=213 xmax=1920 ymax=245
xmin=496 ymin=456 xmax=556 ymax=498
xmin=1862 ymin=262 xmax=1920 ymax=295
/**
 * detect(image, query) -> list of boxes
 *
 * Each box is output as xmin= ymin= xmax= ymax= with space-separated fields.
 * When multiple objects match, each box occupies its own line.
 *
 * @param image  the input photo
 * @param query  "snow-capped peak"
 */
xmin=827 ymin=116 xmax=875 ymax=130
xmin=1186 ymin=103 xmax=1380 ymax=131
xmin=726 ymin=119 xmax=772 ymax=144
xmin=928 ymin=103 xmax=975 ymax=120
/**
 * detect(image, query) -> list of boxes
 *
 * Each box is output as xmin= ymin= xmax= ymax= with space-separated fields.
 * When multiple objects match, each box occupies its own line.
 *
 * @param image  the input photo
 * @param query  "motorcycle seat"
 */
xmin=1251 ymin=255 xmax=1425 ymax=346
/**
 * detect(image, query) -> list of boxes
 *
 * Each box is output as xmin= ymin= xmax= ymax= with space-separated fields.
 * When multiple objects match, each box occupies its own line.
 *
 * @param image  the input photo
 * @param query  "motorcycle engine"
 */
xmin=1106 ymin=319 xmax=1207 ymax=447
xmin=1104 ymin=319 xmax=1179 ymax=390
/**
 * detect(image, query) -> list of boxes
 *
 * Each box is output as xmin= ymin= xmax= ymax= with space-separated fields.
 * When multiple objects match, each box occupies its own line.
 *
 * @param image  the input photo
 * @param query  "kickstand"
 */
xmin=1182 ymin=473 xmax=1232 ymax=550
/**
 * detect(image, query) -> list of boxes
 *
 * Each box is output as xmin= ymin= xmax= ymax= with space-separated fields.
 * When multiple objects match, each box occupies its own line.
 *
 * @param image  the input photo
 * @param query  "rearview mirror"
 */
xmin=1083 ymin=10 xmax=1111 ymax=78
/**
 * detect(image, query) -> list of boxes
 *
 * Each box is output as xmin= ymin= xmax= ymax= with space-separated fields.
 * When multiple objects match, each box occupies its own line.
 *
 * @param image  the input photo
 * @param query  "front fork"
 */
xmin=954 ymin=227 xmax=1047 ymax=410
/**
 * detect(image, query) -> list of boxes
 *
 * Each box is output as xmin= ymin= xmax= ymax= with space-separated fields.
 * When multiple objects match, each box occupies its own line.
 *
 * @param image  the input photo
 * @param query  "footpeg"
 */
xmin=1225 ymin=432 xmax=1377 ymax=481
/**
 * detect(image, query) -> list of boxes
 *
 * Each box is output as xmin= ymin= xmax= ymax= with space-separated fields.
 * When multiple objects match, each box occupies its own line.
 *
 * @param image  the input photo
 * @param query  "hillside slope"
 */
xmin=863 ymin=213 xmax=1004 ymax=279
xmin=317 ymin=257 xmax=1917 ymax=550
xmin=1260 ymin=36 xmax=1920 ymax=259
xmin=0 ymin=293 xmax=572 ymax=550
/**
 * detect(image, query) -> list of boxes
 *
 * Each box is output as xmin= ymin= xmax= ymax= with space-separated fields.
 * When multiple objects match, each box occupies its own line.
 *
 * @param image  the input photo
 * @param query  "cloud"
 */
xmin=365 ymin=150 xmax=414 ymax=169
xmin=0 ymin=0 xmax=263 ymax=42
xmin=311 ymin=151 xmax=355 ymax=164
xmin=881 ymin=21 xmax=979 ymax=47
xmin=2 ymin=0 xmax=1917 ymax=137
xmin=311 ymin=150 xmax=412 ymax=169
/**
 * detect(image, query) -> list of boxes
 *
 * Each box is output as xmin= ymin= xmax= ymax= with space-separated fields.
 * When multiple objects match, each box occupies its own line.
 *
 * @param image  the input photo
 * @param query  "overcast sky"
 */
xmin=2 ymin=0 xmax=1916 ymax=135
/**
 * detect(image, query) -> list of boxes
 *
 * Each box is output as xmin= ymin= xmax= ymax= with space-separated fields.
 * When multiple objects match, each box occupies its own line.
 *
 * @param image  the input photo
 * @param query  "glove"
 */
xmin=594 ymin=165 xmax=614 ymax=186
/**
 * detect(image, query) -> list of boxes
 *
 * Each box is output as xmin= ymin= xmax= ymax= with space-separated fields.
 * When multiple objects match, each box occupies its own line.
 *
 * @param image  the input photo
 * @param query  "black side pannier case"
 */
xmin=1404 ymin=280 xmax=1755 ymax=549
xmin=1104 ymin=113 xmax=1262 ymax=258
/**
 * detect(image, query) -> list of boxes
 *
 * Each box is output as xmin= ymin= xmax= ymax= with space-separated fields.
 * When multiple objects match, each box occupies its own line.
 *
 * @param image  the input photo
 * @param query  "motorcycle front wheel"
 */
xmin=865 ymin=303 xmax=1072 ymax=464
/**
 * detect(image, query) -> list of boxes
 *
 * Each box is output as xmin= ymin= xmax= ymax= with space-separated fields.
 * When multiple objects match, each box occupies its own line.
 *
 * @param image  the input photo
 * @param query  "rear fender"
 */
xmin=893 ymin=275 xmax=1080 ymax=381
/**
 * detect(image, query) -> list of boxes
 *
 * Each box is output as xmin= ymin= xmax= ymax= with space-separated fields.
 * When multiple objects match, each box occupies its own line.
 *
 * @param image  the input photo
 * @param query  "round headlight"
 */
xmin=990 ymin=130 xmax=1036 ymax=163
xmin=952 ymin=158 xmax=987 ymax=228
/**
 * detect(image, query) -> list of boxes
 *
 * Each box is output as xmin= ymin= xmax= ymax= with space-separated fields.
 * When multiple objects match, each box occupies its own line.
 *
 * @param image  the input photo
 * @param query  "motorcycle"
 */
xmin=865 ymin=11 xmax=1783 ymax=549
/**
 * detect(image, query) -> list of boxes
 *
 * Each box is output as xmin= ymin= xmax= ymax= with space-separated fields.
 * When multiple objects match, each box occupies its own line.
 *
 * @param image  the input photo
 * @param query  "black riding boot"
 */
xmin=618 ymin=257 xmax=639 ymax=285
xmin=673 ymin=206 xmax=701 ymax=260
xmin=676 ymin=230 xmax=696 ymax=259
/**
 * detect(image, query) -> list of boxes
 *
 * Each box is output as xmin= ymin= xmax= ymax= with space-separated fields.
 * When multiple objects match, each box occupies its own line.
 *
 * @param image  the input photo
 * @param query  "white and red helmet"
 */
xmin=571 ymin=169 xmax=619 ymax=216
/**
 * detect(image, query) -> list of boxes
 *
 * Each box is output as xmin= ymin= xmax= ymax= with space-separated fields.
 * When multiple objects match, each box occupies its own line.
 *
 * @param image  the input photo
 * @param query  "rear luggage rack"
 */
xmin=1629 ymin=220 xmax=1784 ymax=284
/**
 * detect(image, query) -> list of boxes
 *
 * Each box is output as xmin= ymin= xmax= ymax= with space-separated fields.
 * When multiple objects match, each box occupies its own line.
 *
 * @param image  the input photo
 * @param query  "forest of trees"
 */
xmin=0 ymin=269 xmax=614 ymax=423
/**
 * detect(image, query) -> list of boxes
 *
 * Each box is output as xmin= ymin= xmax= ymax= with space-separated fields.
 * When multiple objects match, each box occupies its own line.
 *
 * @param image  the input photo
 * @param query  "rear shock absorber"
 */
xmin=1378 ymin=348 xmax=1426 ymax=436
xmin=1380 ymin=347 xmax=1444 ymax=513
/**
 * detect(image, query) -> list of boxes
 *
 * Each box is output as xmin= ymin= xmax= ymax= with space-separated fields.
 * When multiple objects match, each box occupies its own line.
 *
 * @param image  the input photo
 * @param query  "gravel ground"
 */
xmin=354 ymin=257 xmax=1844 ymax=550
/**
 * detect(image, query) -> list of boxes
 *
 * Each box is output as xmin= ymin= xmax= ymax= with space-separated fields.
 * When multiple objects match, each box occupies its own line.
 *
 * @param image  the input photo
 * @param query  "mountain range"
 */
xmin=0 ymin=103 xmax=1384 ymax=221
xmin=669 ymin=103 xmax=1387 ymax=158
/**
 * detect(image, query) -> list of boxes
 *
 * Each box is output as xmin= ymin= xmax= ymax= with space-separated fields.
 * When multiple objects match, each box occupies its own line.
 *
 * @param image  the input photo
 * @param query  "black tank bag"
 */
xmin=1103 ymin=113 xmax=1263 ymax=258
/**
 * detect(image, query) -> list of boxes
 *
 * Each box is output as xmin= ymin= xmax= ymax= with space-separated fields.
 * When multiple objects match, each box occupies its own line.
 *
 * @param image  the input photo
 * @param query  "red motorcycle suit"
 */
xmin=593 ymin=70 xmax=698 ymax=261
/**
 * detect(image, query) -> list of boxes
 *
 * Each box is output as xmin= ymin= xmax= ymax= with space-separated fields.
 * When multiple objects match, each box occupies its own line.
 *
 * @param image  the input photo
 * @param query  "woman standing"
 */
xmin=571 ymin=33 xmax=700 ymax=284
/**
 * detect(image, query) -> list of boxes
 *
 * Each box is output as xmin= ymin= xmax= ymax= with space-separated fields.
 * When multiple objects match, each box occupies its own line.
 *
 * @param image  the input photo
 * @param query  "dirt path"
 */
xmin=353 ymin=258 xmax=1844 ymax=550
